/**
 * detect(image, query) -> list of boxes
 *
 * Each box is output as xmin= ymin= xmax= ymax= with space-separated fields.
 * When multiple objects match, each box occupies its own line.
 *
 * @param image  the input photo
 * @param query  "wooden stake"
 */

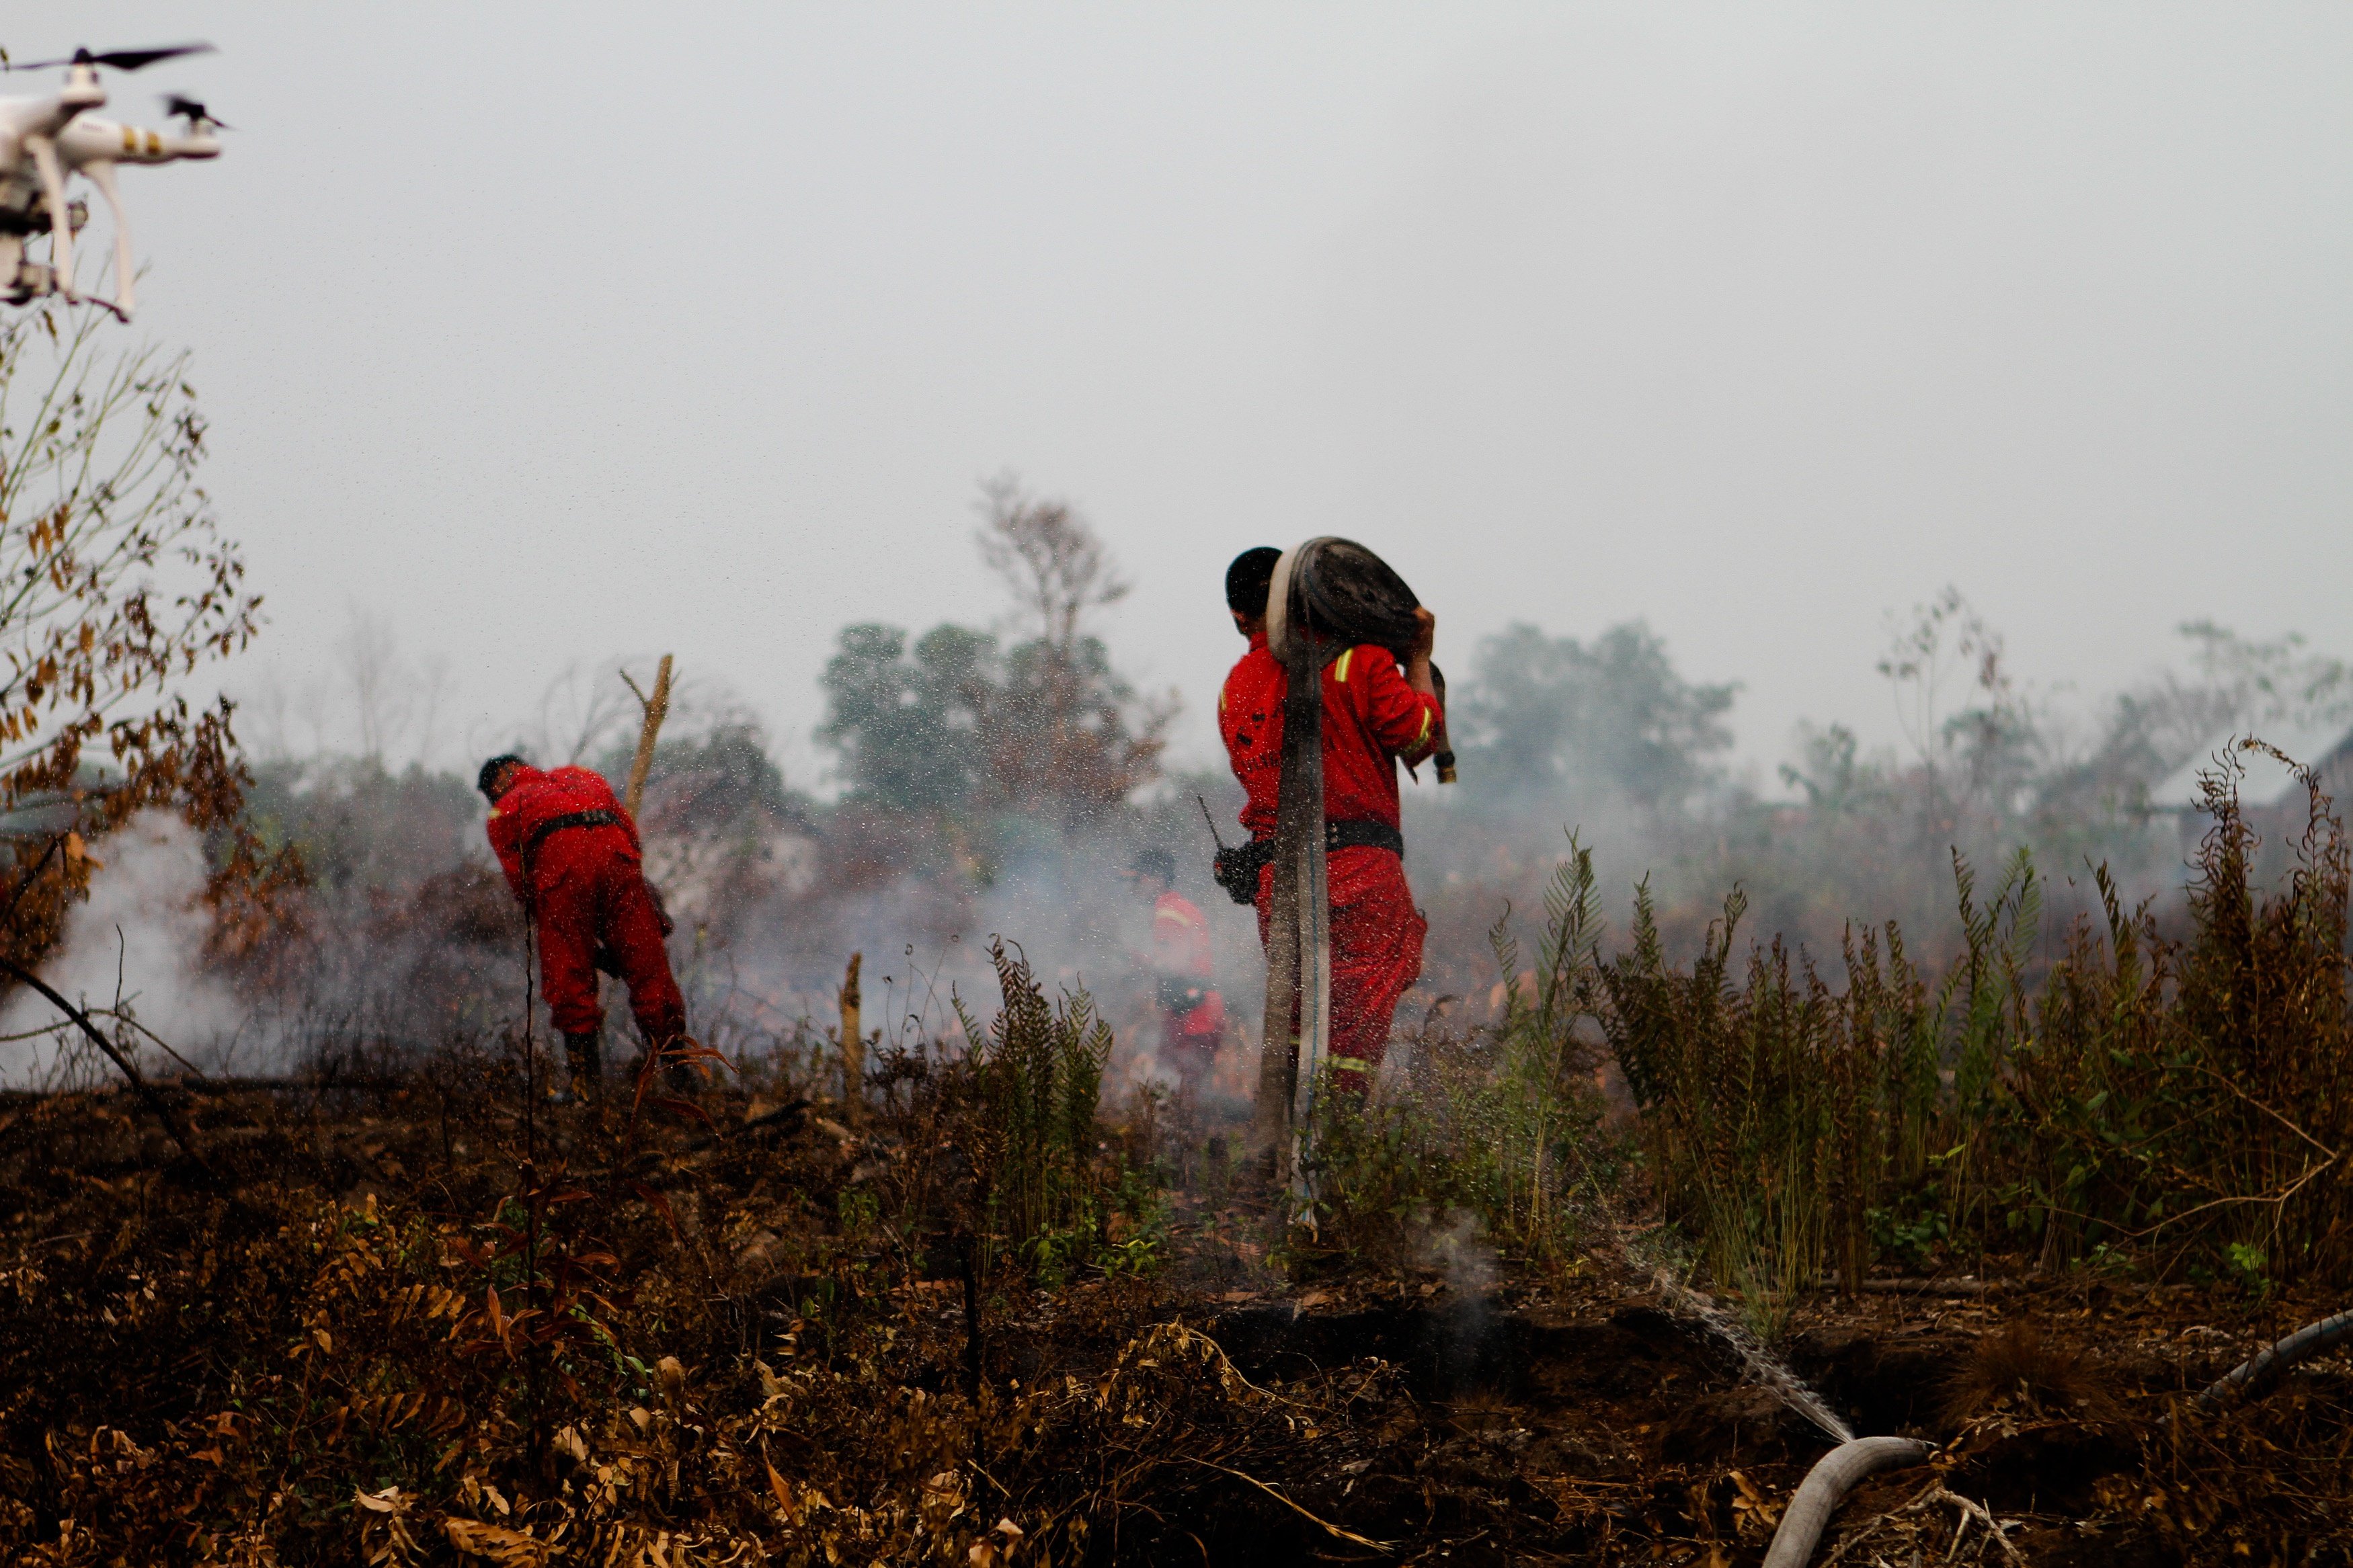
xmin=838 ymin=952 xmax=864 ymax=1119
xmin=623 ymin=654 xmax=674 ymax=821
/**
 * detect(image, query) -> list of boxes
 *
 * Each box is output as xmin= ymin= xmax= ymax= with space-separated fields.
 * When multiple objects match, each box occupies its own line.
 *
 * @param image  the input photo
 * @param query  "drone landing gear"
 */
xmin=0 ymin=243 xmax=128 ymax=321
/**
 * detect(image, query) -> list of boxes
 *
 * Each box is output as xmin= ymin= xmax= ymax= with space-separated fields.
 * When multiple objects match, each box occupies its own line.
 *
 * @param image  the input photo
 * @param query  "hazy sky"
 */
xmin=56 ymin=3 xmax=2353 ymax=788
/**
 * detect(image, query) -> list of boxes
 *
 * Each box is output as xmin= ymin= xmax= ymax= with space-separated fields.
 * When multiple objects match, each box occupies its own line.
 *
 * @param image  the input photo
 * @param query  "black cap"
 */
xmin=477 ymin=754 xmax=526 ymax=797
xmin=1131 ymin=847 xmax=1177 ymax=882
xmin=1226 ymin=546 xmax=1281 ymax=616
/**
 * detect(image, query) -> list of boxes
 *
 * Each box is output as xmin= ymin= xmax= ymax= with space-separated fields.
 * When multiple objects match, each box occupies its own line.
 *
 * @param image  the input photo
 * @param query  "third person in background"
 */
xmin=1126 ymin=847 xmax=1227 ymax=1104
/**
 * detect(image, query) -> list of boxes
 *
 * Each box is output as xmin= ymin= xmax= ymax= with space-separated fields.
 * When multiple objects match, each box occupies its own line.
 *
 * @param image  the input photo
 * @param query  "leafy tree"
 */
xmin=596 ymin=718 xmax=807 ymax=835
xmin=2060 ymin=622 xmax=2350 ymax=820
xmin=818 ymin=622 xmax=998 ymax=814
xmin=1867 ymin=587 xmax=2062 ymax=835
xmin=242 ymin=758 xmax=480 ymax=898
xmin=973 ymin=471 xmax=1127 ymax=651
xmin=1454 ymin=620 xmax=1735 ymax=808
xmin=2177 ymin=620 xmax=2353 ymax=731
xmin=817 ymin=477 xmax=1168 ymax=826
xmin=0 ymin=302 xmax=273 ymax=967
xmin=1778 ymin=723 xmax=1892 ymax=818
xmin=974 ymin=476 xmax=1167 ymax=823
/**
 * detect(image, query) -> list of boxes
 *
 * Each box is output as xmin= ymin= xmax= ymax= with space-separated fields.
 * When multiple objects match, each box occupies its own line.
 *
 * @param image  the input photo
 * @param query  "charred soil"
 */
xmin=3 ymin=1077 xmax=2351 ymax=1566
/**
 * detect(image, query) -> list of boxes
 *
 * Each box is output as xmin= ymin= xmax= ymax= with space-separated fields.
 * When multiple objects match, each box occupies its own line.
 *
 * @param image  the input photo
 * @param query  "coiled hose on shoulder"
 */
xmin=2200 ymin=1307 xmax=2353 ymax=1410
xmin=1761 ymin=1436 xmax=1934 ymax=1568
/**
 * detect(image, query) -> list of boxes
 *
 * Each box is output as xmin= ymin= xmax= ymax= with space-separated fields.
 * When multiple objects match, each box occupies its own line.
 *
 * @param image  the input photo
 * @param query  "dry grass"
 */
xmin=1940 ymin=1321 xmax=2112 ymax=1425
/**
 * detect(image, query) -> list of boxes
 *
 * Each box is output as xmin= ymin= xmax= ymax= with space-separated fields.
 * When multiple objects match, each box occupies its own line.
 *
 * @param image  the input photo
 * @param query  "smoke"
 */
xmin=705 ymin=822 xmax=1264 ymax=1101
xmin=92 ymin=589 xmax=2342 ymax=1101
xmin=1404 ymin=1206 xmax=1499 ymax=1298
xmin=193 ymin=731 xmax=1266 ymax=1100
xmin=0 ymin=813 xmax=244 ymax=1088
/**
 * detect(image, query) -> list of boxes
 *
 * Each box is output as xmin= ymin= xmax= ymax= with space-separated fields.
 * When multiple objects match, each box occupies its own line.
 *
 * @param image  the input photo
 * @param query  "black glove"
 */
xmin=1212 ymin=839 xmax=1273 ymax=907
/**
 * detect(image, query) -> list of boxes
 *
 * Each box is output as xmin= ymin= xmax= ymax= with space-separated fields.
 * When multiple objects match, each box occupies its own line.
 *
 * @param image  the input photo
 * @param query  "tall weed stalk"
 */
xmin=1615 ymin=750 xmax=2350 ymax=1306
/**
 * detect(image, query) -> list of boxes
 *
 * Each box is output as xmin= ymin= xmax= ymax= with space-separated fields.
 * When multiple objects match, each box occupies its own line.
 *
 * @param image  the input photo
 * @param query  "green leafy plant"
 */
xmin=1304 ymin=835 xmax=1617 ymax=1272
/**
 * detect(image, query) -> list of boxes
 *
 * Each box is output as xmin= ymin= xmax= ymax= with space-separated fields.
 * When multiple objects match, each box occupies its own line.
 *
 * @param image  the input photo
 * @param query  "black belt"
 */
xmin=1324 ymin=819 xmax=1404 ymax=856
xmin=516 ymin=809 xmax=675 ymax=937
xmin=1211 ymin=819 xmax=1402 ymax=905
xmin=522 ymin=809 xmax=623 ymax=862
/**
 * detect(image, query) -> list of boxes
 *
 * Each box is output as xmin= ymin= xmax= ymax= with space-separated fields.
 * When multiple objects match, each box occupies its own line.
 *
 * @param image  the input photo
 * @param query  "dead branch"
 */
xmin=0 ymin=954 xmax=211 ymax=1176
xmin=623 ymin=654 xmax=674 ymax=821
xmin=1184 ymin=1457 xmax=1394 ymax=1552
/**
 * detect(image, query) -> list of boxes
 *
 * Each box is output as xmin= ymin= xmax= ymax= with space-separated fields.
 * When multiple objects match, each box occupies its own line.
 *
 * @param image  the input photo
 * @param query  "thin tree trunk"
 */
xmin=623 ymin=654 xmax=674 ymax=821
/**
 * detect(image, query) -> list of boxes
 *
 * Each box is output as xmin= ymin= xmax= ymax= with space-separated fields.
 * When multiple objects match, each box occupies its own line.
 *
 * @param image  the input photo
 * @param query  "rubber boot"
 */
xmin=561 ymin=1028 xmax=602 ymax=1104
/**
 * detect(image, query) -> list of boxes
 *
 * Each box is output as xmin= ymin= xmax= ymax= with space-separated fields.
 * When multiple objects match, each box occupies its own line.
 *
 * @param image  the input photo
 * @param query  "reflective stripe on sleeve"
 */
xmin=1330 ymin=1056 xmax=1372 ymax=1074
xmin=1335 ymin=649 xmax=1354 ymax=683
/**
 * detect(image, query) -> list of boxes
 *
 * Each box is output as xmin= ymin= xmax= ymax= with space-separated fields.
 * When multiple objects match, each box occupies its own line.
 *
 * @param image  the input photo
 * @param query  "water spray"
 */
xmin=1650 ymin=1268 xmax=1855 ymax=1445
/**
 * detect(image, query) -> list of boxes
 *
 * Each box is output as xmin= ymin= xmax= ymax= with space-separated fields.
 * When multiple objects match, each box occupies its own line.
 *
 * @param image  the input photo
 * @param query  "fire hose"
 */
xmin=2198 ymin=1305 xmax=2353 ymax=1410
xmin=1251 ymin=542 xmax=1328 ymax=1187
xmin=1761 ymin=1437 xmax=1935 ymax=1568
xmin=1763 ymin=1305 xmax=2353 ymax=1566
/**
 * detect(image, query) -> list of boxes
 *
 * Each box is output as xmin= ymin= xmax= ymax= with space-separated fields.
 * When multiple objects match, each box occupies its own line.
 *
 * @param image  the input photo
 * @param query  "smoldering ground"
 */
xmin=0 ymin=815 xmax=245 ymax=1088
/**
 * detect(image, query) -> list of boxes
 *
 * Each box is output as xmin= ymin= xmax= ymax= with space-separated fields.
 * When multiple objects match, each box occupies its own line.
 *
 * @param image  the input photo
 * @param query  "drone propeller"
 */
xmin=6 ymin=43 xmax=214 ymax=73
xmin=163 ymin=94 xmax=232 ymax=130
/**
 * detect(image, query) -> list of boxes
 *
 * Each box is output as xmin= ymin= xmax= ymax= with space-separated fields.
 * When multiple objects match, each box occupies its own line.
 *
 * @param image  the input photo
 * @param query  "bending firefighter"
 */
xmin=1215 ymin=547 xmax=1441 ymax=1100
xmin=479 ymin=755 xmax=686 ymax=1100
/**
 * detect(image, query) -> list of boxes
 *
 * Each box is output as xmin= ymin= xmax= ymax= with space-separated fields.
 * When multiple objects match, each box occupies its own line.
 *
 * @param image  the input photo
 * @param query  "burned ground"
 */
xmin=3 ymin=1070 xmax=2350 ymax=1568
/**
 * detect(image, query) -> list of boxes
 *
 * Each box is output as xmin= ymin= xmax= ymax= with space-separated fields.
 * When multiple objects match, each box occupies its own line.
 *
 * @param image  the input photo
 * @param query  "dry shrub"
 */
xmin=0 ymin=1139 xmax=1373 ymax=1564
xmin=1941 ymin=1321 xmax=2109 ymax=1426
xmin=1567 ymin=748 xmax=2353 ymax=1300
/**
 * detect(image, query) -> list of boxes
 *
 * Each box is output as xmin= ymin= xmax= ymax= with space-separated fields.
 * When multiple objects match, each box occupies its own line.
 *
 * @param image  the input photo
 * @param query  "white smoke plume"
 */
xmin=0 ymin=813 xmax=243 ymax=1088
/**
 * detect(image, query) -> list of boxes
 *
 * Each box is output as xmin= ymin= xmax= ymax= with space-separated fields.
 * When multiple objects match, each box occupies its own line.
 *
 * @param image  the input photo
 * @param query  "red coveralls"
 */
xmin=486 ymin=765 xmax=686 ymax=1046
xmin=1218 ymin=634 xmax=1441 ymax=1085
xmin=1152 ymin=889 xmax=1226 ymax=1079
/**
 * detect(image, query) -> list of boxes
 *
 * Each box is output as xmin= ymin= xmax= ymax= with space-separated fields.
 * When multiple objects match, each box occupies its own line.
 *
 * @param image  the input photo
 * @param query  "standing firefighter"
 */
xmin=479 ymin=755 xmax=685 ymax=1100
xmin=1126 ymin=847 xmax=1227 ymax=1098
xmin=1215 ymin=544 xmax=1443 ymax=1106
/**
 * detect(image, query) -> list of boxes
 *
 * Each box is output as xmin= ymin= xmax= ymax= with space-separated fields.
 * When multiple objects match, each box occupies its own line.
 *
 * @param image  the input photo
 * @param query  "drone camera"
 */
xmin=0 ymin=200 xmax=87 ymax=237
xmin=6 ymin=260 xmax=53 ymax=304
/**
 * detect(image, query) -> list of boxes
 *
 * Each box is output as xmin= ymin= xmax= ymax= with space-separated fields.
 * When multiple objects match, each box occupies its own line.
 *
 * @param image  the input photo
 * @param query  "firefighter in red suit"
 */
xmin=1125 ymin=847 xmax=1226 ymax=1094
xmin=1215 ymin=548 xmax=1443 ymax=1098
xmin=478 ymin=755 xmax=686 ymax=1099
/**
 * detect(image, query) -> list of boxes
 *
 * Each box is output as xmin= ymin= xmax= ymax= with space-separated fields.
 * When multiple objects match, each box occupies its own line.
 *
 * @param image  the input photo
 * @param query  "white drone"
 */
xmin=0 ymin=43 xmax=223 ymax=321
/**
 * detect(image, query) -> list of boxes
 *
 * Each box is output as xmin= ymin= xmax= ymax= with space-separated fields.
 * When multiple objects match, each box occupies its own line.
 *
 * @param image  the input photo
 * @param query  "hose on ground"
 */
xmin=1759 ymin=1303 xmax=2353 ymax=1563
xmin=1761 ymin=1436 xmax=1934 ymax=1568
xmin=2199 ymin=1307 xmax=2353 ymax=1411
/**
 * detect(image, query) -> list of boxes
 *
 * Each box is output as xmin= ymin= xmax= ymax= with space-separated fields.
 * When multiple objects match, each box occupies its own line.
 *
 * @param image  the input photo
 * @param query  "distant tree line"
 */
xmin=223 ymin=477 xmax=2353 ymax=975
xmin=817 ymin=475 xmax=1168 ymax=829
